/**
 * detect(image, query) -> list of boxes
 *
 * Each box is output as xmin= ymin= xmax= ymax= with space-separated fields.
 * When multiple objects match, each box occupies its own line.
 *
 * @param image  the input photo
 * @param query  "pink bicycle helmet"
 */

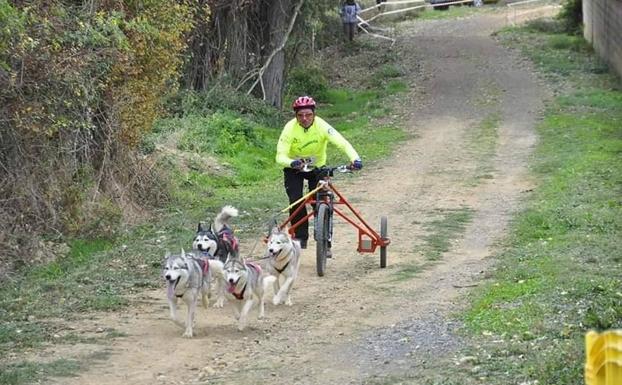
xmin=292 ymin=96 xmax=316 ymax=111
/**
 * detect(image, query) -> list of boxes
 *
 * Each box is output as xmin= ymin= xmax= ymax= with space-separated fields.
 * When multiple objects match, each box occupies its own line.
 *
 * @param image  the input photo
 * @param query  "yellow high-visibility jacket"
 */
xmin=276 ymin=116 xmax=360 ymax=168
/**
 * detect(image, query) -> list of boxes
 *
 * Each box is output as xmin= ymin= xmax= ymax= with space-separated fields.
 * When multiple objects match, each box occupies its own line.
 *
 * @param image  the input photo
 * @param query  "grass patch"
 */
xmin=392 ymin=262 xmax=427 ymax=282
xmin=498 ymin=26 xmax=609 ymax=82
xmin=30 ymin=238 xmax=113 ymax=281
xmin=415 ymin=207 xmax=475 ymax=261
xmin=0 ymin=359 xmax=82 ymax=385
xmin=376 ymin=64 xmax=403 ymax=79
xmin=447 ymin=22 xmax=622 ymax=385
xmin=465 ymin=112 xmax=500 ymax=185
xmin=0 ymin=350 xmax=112 ymax=385
xmin=321 ymin=88 xmax=384 ymax=117
xmin=416 ymin=5 xmax=481 ymax=21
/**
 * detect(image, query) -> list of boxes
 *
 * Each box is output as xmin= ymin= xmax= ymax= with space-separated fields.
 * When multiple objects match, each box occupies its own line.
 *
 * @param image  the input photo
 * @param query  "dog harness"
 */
xmin=220 ymin=230 xmax=239 ymax=252
xmin=273 ymin=260 xmax=290 ymax=274
xmin=229 ymin=263 xmax=262 ymax=300
xmin=231 ymin=284 xmax=246 ymax=300
xmin=197 ymin=225 xmax=239 ymax=262
xmin=175 ymin=258 xmax=209 ymax=298
xmin=174 ymin=277 xmax=185 ymax=298
xmin=196 ymin=257 xmax=210 ymax=275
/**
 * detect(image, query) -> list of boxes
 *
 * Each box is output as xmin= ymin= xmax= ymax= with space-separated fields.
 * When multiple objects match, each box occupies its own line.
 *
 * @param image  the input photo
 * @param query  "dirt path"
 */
xmin=50 ymin=8 xmax=549 ymax=385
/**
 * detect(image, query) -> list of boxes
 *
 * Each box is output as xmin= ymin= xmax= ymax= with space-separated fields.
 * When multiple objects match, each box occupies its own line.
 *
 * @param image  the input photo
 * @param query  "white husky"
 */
xmin=223 ymin=256 xmax=276 ymax=331
xmin=265 ymin=227 xmax=302 ymax=306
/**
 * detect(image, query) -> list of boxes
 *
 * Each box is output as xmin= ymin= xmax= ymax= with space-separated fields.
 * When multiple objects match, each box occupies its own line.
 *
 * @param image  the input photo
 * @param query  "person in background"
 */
xmin=340 ymin=0 xmax=362 ymax=41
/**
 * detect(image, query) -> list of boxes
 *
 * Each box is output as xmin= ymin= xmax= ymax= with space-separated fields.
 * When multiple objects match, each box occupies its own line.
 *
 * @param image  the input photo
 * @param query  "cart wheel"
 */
xmin=315 ymin=203 xmax=330 ymax=277
xmin=380 ymin=216 xmax=388 ymax=268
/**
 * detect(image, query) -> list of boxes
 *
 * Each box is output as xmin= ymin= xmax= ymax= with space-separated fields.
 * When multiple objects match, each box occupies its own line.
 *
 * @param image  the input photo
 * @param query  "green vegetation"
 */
xmin=393 ymin=205 xmax=474 ymax=281
xmin=416 ymin=207 xmax=475 ymax=261
xmin=1 ymin=360 xmax=81 ymax=385
xmin=0 ymin=351 xmax=111 ymax=385
xmin=507 ymin=23 xmax=608 ymax=81
xmin=286 ymin=65 xmax=330 ymax=100
xmin=417 ymin=5 xmax=483 ymax=21
xmin=558 ymin=0 xmax=583 ymax=34
xmin=450 ymin=21 xmax=622 ymax=385
xmin=1 ymin=0 xmax=193 ymax=276
xmin=392 ymin=262 xmax=429 ymax=282
xmin=466 ymin=112 xmax=500 ymax=184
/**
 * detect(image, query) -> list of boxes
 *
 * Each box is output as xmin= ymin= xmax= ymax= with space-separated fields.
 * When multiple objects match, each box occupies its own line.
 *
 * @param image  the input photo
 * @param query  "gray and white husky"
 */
xmin=189 ymin=252 xmax=226 ymax=308
xmin=163 ymin=249 xmax=214 ymax=338
xmin=223 ymin=256 xmax=276 ymax=331
xmin=265 ymin=227 xmax=302 ymax=306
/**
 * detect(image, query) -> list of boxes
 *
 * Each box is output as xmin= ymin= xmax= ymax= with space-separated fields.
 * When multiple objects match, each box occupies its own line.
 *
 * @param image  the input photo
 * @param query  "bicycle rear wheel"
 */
xmin=315 ymin=203 xmax=330 ymax=277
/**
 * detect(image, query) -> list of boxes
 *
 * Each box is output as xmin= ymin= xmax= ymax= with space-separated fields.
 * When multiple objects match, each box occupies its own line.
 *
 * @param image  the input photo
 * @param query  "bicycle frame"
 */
xmin=278 ymin=178 xmax=390 ymax=253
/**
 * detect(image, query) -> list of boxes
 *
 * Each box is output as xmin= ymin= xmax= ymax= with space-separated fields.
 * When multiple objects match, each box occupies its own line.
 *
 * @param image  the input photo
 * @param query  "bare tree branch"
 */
xmin=245 ymin=0 xmax=305 ymax=98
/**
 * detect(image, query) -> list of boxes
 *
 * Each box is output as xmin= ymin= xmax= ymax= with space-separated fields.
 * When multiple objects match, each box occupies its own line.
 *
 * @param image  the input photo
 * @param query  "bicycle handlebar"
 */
xmin=316 ymin=164 xmax=353 ymax=178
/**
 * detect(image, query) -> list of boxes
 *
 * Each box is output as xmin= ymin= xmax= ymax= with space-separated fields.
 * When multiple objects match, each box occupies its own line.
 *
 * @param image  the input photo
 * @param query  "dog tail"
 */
xmin=214 ymin=205 xmax=239 ymax=232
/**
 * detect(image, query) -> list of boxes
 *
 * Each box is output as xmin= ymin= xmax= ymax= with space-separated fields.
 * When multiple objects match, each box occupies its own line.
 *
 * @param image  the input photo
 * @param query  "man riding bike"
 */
xmin=276 ymin=95 xmax=362 ymax=250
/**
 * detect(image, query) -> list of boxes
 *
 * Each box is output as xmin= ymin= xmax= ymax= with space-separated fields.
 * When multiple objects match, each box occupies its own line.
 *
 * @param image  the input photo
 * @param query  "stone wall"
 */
xmin=583 ymin=0 xmax=622 ymax=79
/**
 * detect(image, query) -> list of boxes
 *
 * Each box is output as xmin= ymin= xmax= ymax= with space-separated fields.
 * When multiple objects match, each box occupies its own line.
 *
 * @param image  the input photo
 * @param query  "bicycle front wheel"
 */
xmin=380 ymin=216 xmax=388 ymax=268
xmin=315 ymin=203 xmax=330 ymax=277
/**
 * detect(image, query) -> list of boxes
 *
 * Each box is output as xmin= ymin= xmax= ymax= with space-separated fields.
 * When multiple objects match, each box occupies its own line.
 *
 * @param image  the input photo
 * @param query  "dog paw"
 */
xmin=237 ymin=323 xmax=246 ymax=331
xmin=213 ymin=300 xmax=224 ymax=308
xmin=272 ymin=295 xmax=282 ymax=306
xmin=285 ymin=298 xmax=293 ymax=306
xmin=183 ymin=329 xmax=194 ymax=338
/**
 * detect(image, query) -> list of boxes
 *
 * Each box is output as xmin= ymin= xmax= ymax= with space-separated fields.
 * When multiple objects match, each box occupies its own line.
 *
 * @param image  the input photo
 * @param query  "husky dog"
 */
xmin=193 ymin=205 xmax=240 ymax=263
xmin=265 ymin=227 xmax=302 ymax=306
xmin=162 ymin=249 xmax=213 ymax=338
xmin=223 ymin=256 xmax=276 ymax=331
xmin=188 ymin=251 xmax=226 ymax=308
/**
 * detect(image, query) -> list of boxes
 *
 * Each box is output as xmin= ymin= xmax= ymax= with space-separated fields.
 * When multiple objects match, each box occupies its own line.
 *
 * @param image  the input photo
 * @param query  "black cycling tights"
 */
xmin=283 ymin=167 xmax=321 ymax=241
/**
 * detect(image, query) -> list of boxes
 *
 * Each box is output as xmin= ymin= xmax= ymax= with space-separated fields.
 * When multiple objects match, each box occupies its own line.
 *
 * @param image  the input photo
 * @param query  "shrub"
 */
xmin=165 ymin=86 xmax=282 ymax=127
xmin=524 ymin=18 xmax=565 ymax=34
xmin=286 ymin=65 xmax=329 ymax=101
xmin=178 ymin=112 xmax=260 ymax=156
xmin=0 ymin=0 xmax=190 ymax=275
xmin=557 ymin=0 xmax=582 ymax=34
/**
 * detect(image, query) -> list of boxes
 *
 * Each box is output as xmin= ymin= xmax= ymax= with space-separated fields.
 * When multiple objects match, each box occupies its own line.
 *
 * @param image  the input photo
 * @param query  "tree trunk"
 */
xmin=226 ymin=7 xmax=250 ymax=79
xmin=261 ymin=0 xmax=293 ymax=108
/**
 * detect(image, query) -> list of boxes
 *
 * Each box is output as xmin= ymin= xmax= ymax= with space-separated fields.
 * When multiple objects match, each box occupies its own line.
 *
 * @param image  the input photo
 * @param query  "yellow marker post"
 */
xmin=585 ymin=330 xmax=622 ymax=385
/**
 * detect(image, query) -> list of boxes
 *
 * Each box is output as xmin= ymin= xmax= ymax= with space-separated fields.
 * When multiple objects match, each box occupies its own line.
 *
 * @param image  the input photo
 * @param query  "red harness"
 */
xmin=230 ymin=262 xmax=262 ymax=300
xmin=196 ymin=257 xmax=210 ymax=275
xmin=220 ymin=231 xmax=239 ymax=251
